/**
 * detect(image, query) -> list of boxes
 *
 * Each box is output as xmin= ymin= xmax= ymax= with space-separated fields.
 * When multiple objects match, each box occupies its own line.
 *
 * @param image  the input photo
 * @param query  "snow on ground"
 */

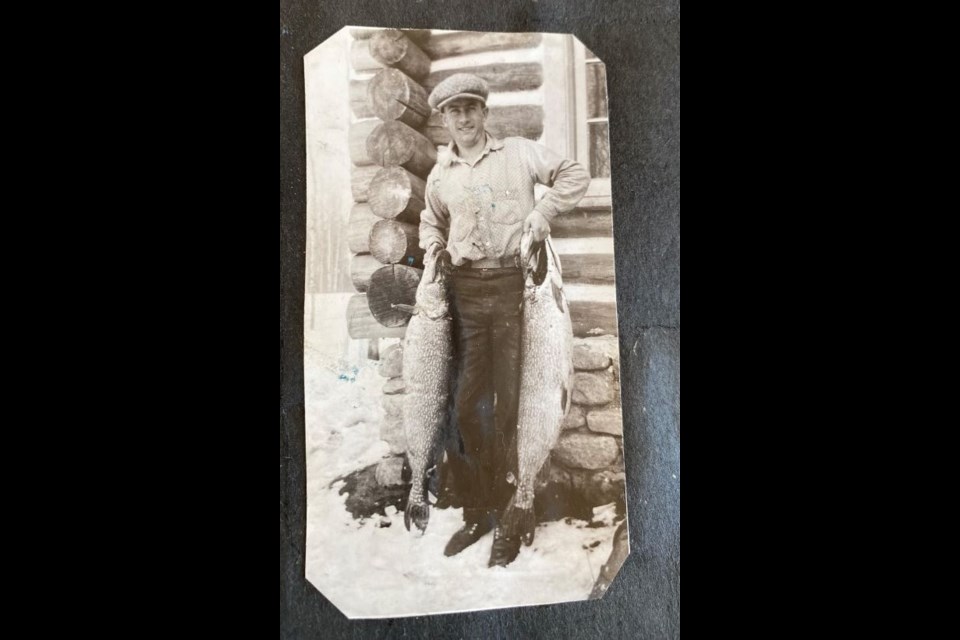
xmin=304 ymin=296 xmax=618 ymax=618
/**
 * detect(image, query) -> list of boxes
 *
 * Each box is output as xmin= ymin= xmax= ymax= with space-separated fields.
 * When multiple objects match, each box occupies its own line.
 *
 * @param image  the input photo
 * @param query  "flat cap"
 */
xmin=427 ymin=73 xmax=490 ymax=111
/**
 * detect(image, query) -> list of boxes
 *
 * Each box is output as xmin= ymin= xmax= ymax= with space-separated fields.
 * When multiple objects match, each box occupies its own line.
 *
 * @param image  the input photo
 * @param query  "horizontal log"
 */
xmin=349 ymin=79 xmax=374 ymax=119
xmin=368 ymin=166 xmax=425 ymax=224
xmin=350 ymin=62 xmax=543 ymax=121
xmin=551 ymin=209 xmax=613 ymax=238
xmin=347 ymin=294 xmax=408 ymax=339
xmin=347 ymin=204 xmax=380 ymax=254
xmin=350 ymin=27 xmax=379 ymax=40
xmin=579 ymin=193 xmax=613 ymax=211
xmin=368 ymin=264 xmax=423 ymax=327
xmin=356 ymin=61 xmax=540 ymax=120
xmin=350 ymin=39 xmax=383 ymax=73
xmin=370 ymin=219 xmax=424 ymax=268
xmin=368 ymin=68 xmax=431 ymax=129
xmin=552 ymin=238 xmax=614 ymax=284
xmin=351 ymin=165 xmax=380 ymax=203
xmin=419 ymin=31 xmax=542 ymax=59
xmin=370 ymin=29 xmax=430 ymax=82
xmin=352 ymin=28 xmax=432 ymax=46
xmin=423 ymin=62 xmax=543 ymax=94
xmin=425 ymin=105 xmax=544 ymax=146
xmin=557 ymin=253 xmax=615 ymax=285
xmin=579 ymin=178 xmax=612 ymax=211
xmin=349 ymin=119 xmax=380 ymax=167
xmin=367 ymin=121 xmax=437 ymax=178
xmin=350 ymin=253 xmax=382 ymax=292
xmin=566 ymin=284 xmax=618 ymax=337
xmin=569 ymin=299 xmax=618 ymax=337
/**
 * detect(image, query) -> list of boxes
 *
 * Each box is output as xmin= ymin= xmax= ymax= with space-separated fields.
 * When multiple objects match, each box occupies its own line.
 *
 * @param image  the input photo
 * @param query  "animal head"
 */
xmin=417 ymin=249 xmax=452 ymax=319
xmin=520 ymin=234 xmax=566 ymax=313
xmin=521 ymin=233 xmax=556 ymax=299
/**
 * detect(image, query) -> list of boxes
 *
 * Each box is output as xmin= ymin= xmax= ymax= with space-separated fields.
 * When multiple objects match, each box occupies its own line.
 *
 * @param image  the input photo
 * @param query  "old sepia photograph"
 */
xmin=303 ymin=26 xmax=628 ymax=618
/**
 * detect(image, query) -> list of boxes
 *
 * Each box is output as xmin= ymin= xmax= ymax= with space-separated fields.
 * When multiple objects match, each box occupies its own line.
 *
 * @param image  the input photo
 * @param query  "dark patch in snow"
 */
xmin=334 ymin=461 xmax=411 ymax=518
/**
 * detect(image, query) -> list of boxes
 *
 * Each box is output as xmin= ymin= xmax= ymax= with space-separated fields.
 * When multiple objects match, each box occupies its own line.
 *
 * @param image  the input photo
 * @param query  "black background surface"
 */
xmin=280 ymin=1 xmax=680 ymax=637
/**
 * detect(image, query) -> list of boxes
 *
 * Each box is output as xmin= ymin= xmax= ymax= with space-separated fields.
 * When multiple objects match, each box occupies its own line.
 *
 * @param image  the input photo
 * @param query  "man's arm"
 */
xmin=522 ymin=140 xmax=592 ymax=226
xmin=419 ymin=172 xmax=450 ymax=257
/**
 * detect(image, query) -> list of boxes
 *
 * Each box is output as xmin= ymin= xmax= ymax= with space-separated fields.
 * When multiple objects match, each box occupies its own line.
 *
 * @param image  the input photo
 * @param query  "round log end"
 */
xmin=366 ymin=121 xmax=414 ymax=168
xmin=371 ymin=219 xmax=404 ymax=262
xmin=370 ymin=219 xmax=423 ymax=266
xmin=368 ymin=166 xmax=414 ymax=220
xmin=370 ymin=29 xmax=408 ymax=65
xmin=367 ymin=265 xmax=423 ymax=327
xmin=367 ymin=68 xmax=430 ymax=128
xmin=368 ymin=69 xmax=408 ymax=121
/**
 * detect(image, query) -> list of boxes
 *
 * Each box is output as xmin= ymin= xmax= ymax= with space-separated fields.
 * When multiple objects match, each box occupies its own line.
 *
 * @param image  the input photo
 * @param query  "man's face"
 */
xmin=441 ymin=98 xmax=488 ymax=149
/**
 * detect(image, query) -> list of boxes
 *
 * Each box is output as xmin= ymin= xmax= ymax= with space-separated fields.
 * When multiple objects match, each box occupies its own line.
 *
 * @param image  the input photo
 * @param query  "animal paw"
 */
xmin=404 ymin=500 xmax=430 ymax=533
xmin=500 ymin=502 xmax=536 ymax=546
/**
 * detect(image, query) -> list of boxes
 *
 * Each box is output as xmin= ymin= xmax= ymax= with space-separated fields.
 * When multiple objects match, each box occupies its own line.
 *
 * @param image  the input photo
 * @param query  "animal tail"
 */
xmin=404 ymin=500 xmax=430 ymax=533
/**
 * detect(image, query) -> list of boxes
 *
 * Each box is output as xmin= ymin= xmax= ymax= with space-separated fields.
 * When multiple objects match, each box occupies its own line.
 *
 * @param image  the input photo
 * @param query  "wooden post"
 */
xmin=367 ymin=166 xmax=426 ymax=224
xmin=350 ymin=254 xmax=383 ymax=292
xmin=349 ymin=119 xmax=381 ymax=167
xmin=366 ymin=121 xmax=437 ymax=178
xmin=369 ymin=219 xmax=424 ymax=268
xmin=367 ymin=265 xmax=423 ymax=327
xmin=347 ymin=295 xmax=408 ymax=339
xmin=424 ymin=62 xmax=544 ymax=94
xmin=368 ymin=68 xmax=431 ymax=129
xmin=425 ymin=105 xmax=544 ymax=146
xmin=369 ymin=29 xmax=431 ymax=82
xmin=351 ymin=165 xmax=380 ymax=203
xmin=347 ymin=203 xmax=380 ymax=253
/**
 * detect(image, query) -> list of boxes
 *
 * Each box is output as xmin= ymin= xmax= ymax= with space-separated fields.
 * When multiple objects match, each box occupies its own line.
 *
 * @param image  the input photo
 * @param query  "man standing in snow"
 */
xmin=419 ymin=73 xmax=590 ymax=567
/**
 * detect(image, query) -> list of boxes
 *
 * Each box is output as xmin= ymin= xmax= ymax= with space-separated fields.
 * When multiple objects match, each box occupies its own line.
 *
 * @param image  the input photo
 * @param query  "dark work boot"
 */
xmin=444 ymin=510 xmax=494 ymax=557
xmin=488 ymin=526 xmax=522 ymax=567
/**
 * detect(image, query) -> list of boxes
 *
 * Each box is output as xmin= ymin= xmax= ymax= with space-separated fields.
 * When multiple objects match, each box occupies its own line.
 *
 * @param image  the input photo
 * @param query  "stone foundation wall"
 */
xmin=374 ymin=336 xmax=625 ymax=510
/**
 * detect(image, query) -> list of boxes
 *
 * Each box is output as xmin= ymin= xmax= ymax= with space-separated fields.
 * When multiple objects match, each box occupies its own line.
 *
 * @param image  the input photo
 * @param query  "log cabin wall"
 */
xmin=345 ymin=29 xmax=617 ymax=343
xmin=337 ymin=29 xmax=623 ymax=509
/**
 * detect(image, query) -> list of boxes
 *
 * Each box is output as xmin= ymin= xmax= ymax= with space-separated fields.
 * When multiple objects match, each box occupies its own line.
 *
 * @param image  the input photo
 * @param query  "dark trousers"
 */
xmin=444 ymin=266 xmax=524 ymax=520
